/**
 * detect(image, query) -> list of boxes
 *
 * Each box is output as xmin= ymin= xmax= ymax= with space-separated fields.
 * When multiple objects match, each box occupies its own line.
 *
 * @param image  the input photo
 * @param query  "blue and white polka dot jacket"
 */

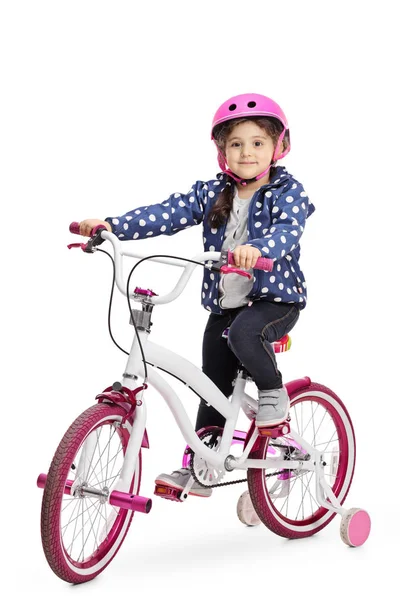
xmin=105 ymin=166 xmax=315 ymax=314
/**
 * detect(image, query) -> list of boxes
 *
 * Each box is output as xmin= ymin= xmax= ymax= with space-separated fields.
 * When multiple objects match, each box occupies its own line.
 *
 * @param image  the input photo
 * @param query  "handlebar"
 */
xmin=68 ymin=222 xmax=273 ymax=305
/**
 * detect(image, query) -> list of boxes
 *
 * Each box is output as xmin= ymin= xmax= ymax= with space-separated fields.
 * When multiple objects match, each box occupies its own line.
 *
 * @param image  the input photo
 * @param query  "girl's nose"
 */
xmin=241 ymin=144 xmax=251 ymax=156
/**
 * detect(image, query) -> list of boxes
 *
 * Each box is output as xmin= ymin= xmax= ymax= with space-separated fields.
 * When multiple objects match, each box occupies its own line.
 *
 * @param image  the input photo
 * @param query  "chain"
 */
xmin=189 ymin=463 xmax=293 ymax=488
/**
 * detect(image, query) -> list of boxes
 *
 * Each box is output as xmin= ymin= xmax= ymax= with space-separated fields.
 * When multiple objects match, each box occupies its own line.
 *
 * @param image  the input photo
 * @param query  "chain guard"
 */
xmin=189 ymin=427 xmax=226 ymax=488
xmin=189 ymin=427 xmax=302 ymax=489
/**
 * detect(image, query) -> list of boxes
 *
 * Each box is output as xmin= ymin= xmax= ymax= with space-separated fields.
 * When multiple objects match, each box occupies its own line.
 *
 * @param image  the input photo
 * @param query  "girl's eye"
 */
xmin=231 ymin=142 xmax=241 ymax=147
xmin=254 ymin=141 xmax=263 ymax=147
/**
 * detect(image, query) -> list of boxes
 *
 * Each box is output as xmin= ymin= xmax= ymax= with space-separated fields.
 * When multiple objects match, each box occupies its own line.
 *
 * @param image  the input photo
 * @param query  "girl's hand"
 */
xmin=232 ymin=245 xmax=262 ymax=270
xmin=79 ymin=219 xmax=112 ymax=237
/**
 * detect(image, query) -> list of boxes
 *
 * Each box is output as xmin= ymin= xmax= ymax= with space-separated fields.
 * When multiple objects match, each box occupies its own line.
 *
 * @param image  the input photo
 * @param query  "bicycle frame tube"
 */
xmin=71 ymin=428 xmax=99 ymax=496
xmin=121 ymin=330 xmax=240 ymax=472
xmin=114 ymin=401 xmax=147 ymax=494
xmin=111 ymin=330 xmax=319 ymax=496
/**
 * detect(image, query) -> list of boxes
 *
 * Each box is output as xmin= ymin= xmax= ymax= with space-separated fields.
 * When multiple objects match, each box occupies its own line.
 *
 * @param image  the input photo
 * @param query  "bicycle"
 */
xmin=37 ymin=223 xmax=371 ymax=584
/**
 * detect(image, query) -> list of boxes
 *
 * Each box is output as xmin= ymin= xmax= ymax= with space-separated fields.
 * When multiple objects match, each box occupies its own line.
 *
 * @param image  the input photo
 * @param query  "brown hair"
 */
xmin=207 ymin=117 xmax=288 ymax=228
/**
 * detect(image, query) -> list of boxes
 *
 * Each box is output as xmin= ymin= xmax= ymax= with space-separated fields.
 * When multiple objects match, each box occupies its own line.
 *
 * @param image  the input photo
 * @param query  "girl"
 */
xmin=79 ymin=93 xmax=316 ymax=497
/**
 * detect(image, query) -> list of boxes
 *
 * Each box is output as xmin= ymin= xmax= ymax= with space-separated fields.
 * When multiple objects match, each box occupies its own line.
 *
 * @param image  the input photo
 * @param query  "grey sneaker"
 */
xmin=155 ymin=467 xmax=212 ymax=497
xmin=256 ymin=387 xmax=290 ymax=427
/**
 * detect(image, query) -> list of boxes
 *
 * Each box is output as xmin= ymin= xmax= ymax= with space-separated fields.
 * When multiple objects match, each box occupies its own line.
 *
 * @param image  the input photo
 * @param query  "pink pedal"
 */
xmin=258 ymin=422 xmax=291 ymax=437
xmin=154 ymin=483 xmax=183 ymax=502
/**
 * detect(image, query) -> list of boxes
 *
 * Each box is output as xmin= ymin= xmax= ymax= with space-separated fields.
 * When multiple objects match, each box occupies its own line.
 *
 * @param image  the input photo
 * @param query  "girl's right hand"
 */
xmin=79 ymin=219 xmax=112 ymax=237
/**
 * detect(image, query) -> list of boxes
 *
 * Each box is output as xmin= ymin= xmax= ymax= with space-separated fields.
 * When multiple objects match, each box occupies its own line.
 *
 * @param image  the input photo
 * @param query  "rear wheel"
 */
xmin=41 ymin=404 xmax=141 ymax=583
xmin=247 ymin=383 xmax=355 ymax=539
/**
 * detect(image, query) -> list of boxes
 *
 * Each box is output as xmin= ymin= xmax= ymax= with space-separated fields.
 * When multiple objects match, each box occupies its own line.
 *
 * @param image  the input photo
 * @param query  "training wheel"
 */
xmin=237 ymin=491 xmax=261 ymax=527
xmin=340 ymin=508 xmax=371 ymax=547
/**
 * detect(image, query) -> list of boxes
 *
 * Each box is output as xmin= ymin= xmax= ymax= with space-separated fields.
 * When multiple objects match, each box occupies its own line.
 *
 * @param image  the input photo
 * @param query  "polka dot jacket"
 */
xmin=105 ymin=166 xmax=315 ymax=315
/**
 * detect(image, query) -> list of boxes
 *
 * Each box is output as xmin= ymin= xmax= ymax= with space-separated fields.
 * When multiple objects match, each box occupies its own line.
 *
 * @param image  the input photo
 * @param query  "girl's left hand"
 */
xmin=232 ymin=245 xmax=262 ymax=270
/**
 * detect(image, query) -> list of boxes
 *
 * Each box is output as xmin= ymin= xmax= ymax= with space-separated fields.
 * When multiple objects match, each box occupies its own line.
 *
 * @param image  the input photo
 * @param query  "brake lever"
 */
xmin=220 ymin=264 xmax=252 ymax=279
xmin=210 ymin=250 xmax=252 ymax=279
xmin=67 ymin=242 xmax=88 ymax=250
xmin=67 ymin=225 xmax=107 ymax=253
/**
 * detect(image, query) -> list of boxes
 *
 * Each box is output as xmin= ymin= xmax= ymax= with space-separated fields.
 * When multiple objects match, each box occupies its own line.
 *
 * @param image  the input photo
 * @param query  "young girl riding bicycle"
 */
xmin=78 ymin=93 xmax=316 ymax=498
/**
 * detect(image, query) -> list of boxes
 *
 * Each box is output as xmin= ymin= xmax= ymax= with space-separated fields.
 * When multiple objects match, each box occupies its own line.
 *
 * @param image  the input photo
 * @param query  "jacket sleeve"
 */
xmin=245 ymin=185 xmax=315 ymax=260
xmin=105 ymin=181 xmax=208 ymax=240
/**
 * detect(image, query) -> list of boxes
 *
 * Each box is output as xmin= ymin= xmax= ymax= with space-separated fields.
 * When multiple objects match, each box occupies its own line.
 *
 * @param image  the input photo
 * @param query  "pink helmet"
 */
xmin=211 ymin=93 xmax=290 ymax=185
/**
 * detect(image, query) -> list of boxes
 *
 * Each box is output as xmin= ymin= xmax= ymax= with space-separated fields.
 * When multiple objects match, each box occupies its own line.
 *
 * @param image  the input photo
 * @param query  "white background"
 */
xmin=1 ymin=0 xmax=399 ymax=597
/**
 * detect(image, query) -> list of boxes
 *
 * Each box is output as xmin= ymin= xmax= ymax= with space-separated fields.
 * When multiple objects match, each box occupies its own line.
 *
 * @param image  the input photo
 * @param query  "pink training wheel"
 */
xmin=340 ymin=508 xmax=371 ymax=547
xmin=237 ymin=491 xmax=261 ymax=527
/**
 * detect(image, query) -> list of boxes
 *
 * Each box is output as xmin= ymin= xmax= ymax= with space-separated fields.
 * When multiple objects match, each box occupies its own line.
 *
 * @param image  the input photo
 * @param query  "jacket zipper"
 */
xmin=248 ymin=188 xmax=262 ymax=298
xmin=212 ymin=218 xmax=228 ymax=312
xmin=214 ymin=170 xmax=289 ymax=305
xmin=213 ymin=176 xmax=282 ymax=307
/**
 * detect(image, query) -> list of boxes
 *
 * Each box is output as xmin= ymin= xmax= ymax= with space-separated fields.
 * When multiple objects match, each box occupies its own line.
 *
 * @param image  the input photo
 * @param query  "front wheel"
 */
xmin=247 ymin=382 xmax=355 ymax=539
xmin=40 ymin=404 xmax=141 ymax=584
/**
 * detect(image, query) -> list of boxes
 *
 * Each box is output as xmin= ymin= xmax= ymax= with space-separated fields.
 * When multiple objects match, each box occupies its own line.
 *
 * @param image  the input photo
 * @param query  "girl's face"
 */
xmin=225 ymin=120 xmax=276 ymax=186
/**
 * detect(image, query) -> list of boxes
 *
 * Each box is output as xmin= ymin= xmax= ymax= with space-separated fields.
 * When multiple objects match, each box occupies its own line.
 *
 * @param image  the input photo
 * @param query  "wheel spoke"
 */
xmin=67 ymin=499 xmax=106 ymax=559
xmin=60 ymin=422 xmax=125 ymax=562
xmin=69 ymin=496 xmax=81 ymax=558
xmin=61 ymin=496 xmax=77 ymax=511
xmin=95 ymin=467 xmax=123 ymax=488
xmin=62 ymin=501 xmax=96 ymax=530
xmin=280 ymin=466 xmax=304 ymax=516
xmin=311 ymin=409 xmax=328 ymax=447
xmin=84 ymin=497 xmax=101 ymax=557
xmin=313 ymin=440 xmax=339 ymax=448
xmin=319 ymin=429 xmax=339 ymax=454
xmin=85 ymin=427 xmax=119 ymax=484
xmin=87 ymin=446 xmax=123 ymax=487
xmin=295 ymin=471 xmax=316 ymax=520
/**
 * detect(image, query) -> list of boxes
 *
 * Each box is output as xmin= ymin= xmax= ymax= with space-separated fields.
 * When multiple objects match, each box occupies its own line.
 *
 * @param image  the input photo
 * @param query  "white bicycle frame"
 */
xmin=75 ymin=230 xmax=342 ymax=514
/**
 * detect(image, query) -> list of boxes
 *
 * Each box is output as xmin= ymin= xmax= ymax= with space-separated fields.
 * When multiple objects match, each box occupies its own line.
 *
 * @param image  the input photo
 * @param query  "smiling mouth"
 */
xmin=239 ymin=162 xmax=257 ymax=165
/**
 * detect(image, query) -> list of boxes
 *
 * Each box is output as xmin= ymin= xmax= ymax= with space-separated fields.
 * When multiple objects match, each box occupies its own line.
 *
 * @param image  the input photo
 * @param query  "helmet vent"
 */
xmin=228 ymin=103 xmax=237 ymax=111
xmin=247 ymin=101 xmax=256 ymax=108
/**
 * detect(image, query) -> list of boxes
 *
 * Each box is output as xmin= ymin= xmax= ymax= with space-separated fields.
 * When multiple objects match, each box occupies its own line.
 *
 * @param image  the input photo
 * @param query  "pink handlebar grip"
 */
xmin=228 ymin=250 xmax=273 ymax=272
xmin=255 ymin=256 xmax=274 ymax=271
xmin=69 ymin=222 xmax=107 ymax=237
xmin=69 ymin=222 xmax=81 ymax=235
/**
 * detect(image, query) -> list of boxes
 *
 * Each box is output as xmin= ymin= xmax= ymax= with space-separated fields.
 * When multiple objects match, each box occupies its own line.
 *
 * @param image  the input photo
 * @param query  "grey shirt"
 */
xmin=218 ymin=191 xmax=255 ymax=309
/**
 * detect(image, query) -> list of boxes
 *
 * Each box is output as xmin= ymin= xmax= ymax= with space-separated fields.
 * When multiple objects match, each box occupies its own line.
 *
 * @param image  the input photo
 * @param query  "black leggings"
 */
xmin=195 ymin=300 xmax=300 ymax=431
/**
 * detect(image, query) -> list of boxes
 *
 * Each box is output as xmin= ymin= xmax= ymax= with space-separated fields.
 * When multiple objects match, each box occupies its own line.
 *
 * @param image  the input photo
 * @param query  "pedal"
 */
xmin=258 ymin=421 xmax=291 ymax=438
xmin=154 ymin=483 xmax=183 ymax=502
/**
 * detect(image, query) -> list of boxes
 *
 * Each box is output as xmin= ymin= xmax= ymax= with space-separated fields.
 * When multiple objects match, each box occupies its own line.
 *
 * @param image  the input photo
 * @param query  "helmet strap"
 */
xmin=273 ymin=129 xmax=290 ymax=161
xmin=225 ymin=164 xmax=274 ymax=186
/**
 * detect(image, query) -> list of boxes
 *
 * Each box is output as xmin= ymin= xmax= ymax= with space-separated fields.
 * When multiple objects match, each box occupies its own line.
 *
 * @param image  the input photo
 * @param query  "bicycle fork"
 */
xmin=37 ymin=399 xmax=153 ymax=514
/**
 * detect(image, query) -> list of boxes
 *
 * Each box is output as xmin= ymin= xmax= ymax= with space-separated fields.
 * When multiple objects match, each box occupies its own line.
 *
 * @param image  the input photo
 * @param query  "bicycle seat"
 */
xmin=222 ymin=329 xmax=292 ymax=354
xmin=271 ymin=334 xmax=292 ymax=353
